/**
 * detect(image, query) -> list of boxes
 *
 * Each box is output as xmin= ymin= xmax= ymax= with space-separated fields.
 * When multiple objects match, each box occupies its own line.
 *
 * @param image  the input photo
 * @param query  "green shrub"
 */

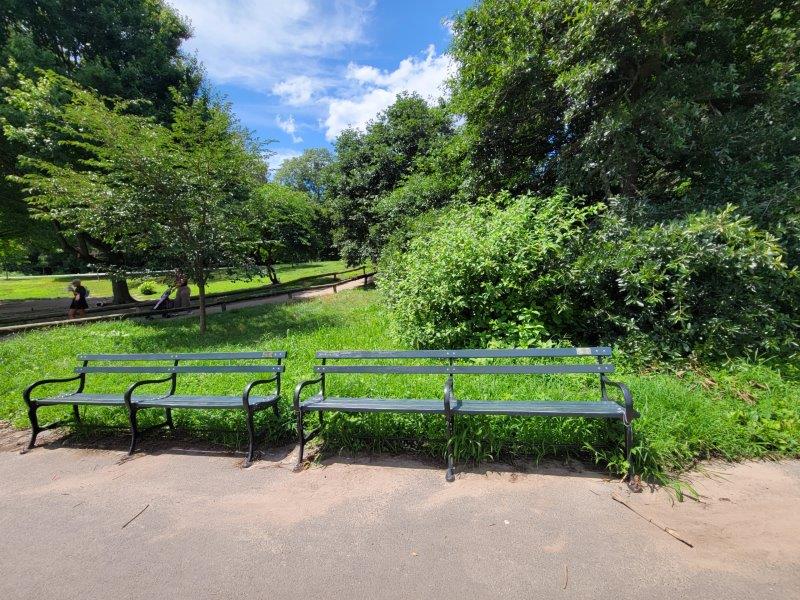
xmin=138 ymin=280 xmax=158 ymax=295
xmin=570 ymin=206 xmax=800 ymax=361
xmin=381 ymin=191 xmax=601 ymax=348
xmin=381 ymin=194 xmax=799 ymax=360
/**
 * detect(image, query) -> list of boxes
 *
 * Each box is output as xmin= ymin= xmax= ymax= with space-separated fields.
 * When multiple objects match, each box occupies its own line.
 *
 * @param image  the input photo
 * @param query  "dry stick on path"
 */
xmin=121 ymin=504 xmax=149 ymax=529
xmin=611 ymin=492 xmax=694 ymax=548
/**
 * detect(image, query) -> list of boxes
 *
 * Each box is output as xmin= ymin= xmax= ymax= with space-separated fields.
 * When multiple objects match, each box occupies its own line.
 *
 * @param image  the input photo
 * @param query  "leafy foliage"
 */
xmin=137 ymin=280 xmax=158 ymax=295
xmin=249 ymin=183 xmax=325 ymax=283
xmin=382 ymin=193 xmax=799 ymax=360
xmin=0 ymin=0 xmax=201 ymax=255
xmin=4 ymin=72 xmax=267 ymax=331
xmin=381 ymin=191 xmax=601 ymax=348
xmin=273 ymin=148 xmax=333 ymax=203
xmin=326 ymin=93 xmax=454 ymax=264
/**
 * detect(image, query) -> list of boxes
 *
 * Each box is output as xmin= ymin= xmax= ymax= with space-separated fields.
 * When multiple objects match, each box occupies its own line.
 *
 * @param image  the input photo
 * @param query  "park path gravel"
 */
xmin=1 ymin=423 xmax=797 ymax=600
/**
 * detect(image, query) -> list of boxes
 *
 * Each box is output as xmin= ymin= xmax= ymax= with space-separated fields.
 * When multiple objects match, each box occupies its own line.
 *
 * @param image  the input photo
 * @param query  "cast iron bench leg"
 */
xmin=128 ymin=407 xmax=139 ymax=455
xmin=165 ymin=408 xmax=175 ymax=431
xmin=295 ymin=409 xmax=305 ymax=468
xmin=625 ymin=420 xmax=634 ymax=479
xmin=445 ymin=413 xmax=455 ymax=483
xmin=244 ymin=407 xmax=256 ymax=467
xmin=27 ymin=403 xmax=40 ymax=450
xmin=272 ymin=402 xmax=279 ymax=418
xmin=72 ymin=404 xmax=81 ymax=423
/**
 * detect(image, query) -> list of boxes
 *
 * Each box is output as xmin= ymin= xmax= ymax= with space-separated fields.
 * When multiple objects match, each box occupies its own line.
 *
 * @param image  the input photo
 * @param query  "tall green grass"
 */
xmin=0 ymin=288 xmax=797 ymax=482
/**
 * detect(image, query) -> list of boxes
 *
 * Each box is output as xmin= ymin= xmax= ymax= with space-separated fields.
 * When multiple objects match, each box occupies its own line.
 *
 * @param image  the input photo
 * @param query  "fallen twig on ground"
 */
xmin=611 ymin=492 xmax=693 ymax=548
xmin=121 ymin=504 xmax=149 ymax=529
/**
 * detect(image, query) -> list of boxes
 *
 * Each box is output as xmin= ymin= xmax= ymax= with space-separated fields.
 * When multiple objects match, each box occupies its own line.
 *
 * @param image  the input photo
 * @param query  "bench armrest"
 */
xmin=24 ymin=374 xmax=84 ymax=406
xmin=294 ymin=376 xmax=323 ymax=411
xmin=124 ymin=375 xmax=175 ymax=408
xmin=602 ymin=378 xmax=638 ymax=422
xmin=444 ymin=376 xmax=454 ymax=412
xmin=243 ymin=375 xmax=280 ymax=407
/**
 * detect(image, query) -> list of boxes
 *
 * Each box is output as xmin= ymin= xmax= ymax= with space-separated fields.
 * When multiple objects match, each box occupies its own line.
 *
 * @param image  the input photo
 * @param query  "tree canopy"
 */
xmin=0 ymin=0 xmax=201 ymax=269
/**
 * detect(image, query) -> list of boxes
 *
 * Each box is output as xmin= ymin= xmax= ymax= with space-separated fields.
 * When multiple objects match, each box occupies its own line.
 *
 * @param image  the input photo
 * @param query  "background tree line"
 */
xmin=300 ymin=0 xmax=800 ymax=361
xmin=0 ymin=0 xmax=331 ymax=319
xmin=2 ymin=0 xmax=798 ymax=357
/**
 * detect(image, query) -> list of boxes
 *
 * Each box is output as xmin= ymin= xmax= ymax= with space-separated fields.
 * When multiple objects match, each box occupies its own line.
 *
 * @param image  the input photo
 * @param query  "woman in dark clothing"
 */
xmin=68 ymin=279 xmax=89 ymax=318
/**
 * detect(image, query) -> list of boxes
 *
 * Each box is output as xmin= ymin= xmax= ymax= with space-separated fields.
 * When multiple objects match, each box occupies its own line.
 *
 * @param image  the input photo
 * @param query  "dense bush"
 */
xmin=571 ymin=207 xmax=799 ymax=360
xmin=381 ymin=194 xmax=799 ymax=361
xmin=137 ymin=280 xmax=158 ymax=295
xmin=381 ymin=191 xmax=600 ymax=348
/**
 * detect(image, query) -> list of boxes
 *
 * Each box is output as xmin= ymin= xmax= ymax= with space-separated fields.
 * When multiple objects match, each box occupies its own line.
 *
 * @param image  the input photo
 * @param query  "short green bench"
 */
xmin=294 ymin=347 xmax=637 ymax=481
xmin=23 ymin=351 xmax=286 ymax=466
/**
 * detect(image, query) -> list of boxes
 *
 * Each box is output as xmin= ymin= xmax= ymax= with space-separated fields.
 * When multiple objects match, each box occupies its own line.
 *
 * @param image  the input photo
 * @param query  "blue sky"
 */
xmin=166 ymin=0 xmax=471 ymax=172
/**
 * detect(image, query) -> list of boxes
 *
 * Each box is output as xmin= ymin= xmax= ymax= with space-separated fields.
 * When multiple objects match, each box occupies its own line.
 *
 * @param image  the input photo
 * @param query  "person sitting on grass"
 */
xmin=68 ymin=279 xmax=89 ymax=319
xmin=173 ymin=276 xmax=191 ymax=310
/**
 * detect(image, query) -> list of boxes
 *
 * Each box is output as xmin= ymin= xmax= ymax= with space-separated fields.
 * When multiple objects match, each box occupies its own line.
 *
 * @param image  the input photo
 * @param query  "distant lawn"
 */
xmin=0 ymin=260 xmax=349 ymax=301
xmin=0 ymin=288 xmax=797 ymax=484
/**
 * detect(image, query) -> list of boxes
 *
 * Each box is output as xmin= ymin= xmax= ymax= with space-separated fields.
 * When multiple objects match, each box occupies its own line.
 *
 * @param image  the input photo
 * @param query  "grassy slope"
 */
xmin=0 ymin=261 xmax=348 ymax=301
xmin=1 ymin=288 xmax=797 ymax=482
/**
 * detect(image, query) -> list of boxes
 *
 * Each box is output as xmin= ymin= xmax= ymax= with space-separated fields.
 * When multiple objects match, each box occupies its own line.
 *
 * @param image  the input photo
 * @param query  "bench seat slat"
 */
xmin=316 ymin=347 xmax=610 ymax=359
xmin=77 ymin=352 xmax=286 ymax=361
xmin=135 ymin=394 xmax=278 ymax=409
xmin=451 ymin=400 xmax=625 ymax=418
xmin=36 ymin=393 xmax=162 ymax=406
xmin=314 ymin=364 xmax=614 ymax=375
xmin=301 ymin=395 xmax=446 ymax=414
xmin=76 ymin=365 xmax=284 ymax=374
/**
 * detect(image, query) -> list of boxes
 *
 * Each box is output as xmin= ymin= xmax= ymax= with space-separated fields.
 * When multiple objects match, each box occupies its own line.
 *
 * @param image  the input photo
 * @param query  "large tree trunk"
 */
xmin=198 ymin=279 xmax=207 ymax=334
xmin=111 ymin=278 xmax=136 ymax=304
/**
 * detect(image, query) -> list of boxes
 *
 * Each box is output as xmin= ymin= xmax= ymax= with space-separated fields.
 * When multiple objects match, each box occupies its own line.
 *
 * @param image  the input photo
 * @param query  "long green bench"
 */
xmin=23 ymin=351 xmax=286 ymax=465
xmin=294 ymin=347 xmax=637 ymax=481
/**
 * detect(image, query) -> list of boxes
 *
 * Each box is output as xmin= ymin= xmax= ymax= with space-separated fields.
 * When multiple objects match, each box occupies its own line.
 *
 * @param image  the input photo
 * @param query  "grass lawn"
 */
xmin=0 ymin=260 xmax=349 ymax=301
xmin=0 ymin=287 xmax=797 ymax=486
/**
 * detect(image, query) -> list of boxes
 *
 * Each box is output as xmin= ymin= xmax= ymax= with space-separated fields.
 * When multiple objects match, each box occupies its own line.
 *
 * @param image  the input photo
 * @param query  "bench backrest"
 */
xmin=74 ymin=351 xmax=286 ymax=374
xmin=313 ymin=348 xmax=613 ymax=376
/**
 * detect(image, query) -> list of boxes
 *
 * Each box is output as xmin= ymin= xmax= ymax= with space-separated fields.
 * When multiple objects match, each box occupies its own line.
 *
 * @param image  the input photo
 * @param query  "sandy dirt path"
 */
xmin=0 ymin=424 xmax=797 ymax=600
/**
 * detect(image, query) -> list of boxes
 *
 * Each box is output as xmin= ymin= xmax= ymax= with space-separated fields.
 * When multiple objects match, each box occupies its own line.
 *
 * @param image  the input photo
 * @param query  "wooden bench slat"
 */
xmin=316 ymin=347 xmax=611 ymax=359
xmin=451 ymin=400 xmax=625 ymax=418
xmin=135 ymin=394 xmax=278 ymax=409
xmin=77 ymin=351 xmax=286 ymax=361
xmin=314 ymin=364 xmax=614 ymax=375
xmin=75 ymin=365 xmax=284 ymax=374
xmin=36 ymin=393 xmax=161 ymax=406
xmin=301 ymin=395 xmax=446 ymax=414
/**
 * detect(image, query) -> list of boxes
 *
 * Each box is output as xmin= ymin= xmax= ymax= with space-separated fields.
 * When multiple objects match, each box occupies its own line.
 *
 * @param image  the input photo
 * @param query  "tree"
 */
xmin=249 ymin=183 xmax=320 ymax=283
xmin=0 ymin=238 xmax=26 ymax=278
xmin=4 ymin=73 xmax=266 ymax=332
xmin=273 ymin=148 xmax=333 ymax=203
xmin=450 ymin=0 xmax=800 ymax=247
xmin=0 ymin=0 xmax=201 ymax=288
xmin=327 ymin=93 xmax=453 ymax=264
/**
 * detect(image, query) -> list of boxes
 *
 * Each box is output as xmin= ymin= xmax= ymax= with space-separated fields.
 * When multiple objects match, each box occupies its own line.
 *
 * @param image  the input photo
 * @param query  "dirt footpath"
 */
xmin=0 ymin=426 xmax=798 ymax=600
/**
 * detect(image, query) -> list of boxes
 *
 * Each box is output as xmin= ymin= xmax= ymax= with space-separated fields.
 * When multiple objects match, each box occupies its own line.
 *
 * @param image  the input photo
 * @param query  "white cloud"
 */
xmin=276 ymin=115 xmax=303 ymax=143
xmin=323 ymin=45 xmax=456 ymax=141
xmin=272 ymin=76 xmax=319 ymax=106
xmin=167 ymin=0 xmax=373 ymax=89
xmin=267 ymin=148 xmax=302 ymax=174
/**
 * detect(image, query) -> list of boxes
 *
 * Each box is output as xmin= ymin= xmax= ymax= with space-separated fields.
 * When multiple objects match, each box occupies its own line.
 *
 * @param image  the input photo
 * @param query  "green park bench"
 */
xmin=23 ymin=351 xmax=286 ymax=466
xmin=294 ymin=348 xmax=637 ymax=481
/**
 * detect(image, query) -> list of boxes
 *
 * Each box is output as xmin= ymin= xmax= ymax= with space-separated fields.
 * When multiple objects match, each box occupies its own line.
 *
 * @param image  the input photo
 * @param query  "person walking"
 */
xmin=68 ymin=279 xmax=89 ymax=319
xmin=174 ymin=276 xmax=191 ymax=310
